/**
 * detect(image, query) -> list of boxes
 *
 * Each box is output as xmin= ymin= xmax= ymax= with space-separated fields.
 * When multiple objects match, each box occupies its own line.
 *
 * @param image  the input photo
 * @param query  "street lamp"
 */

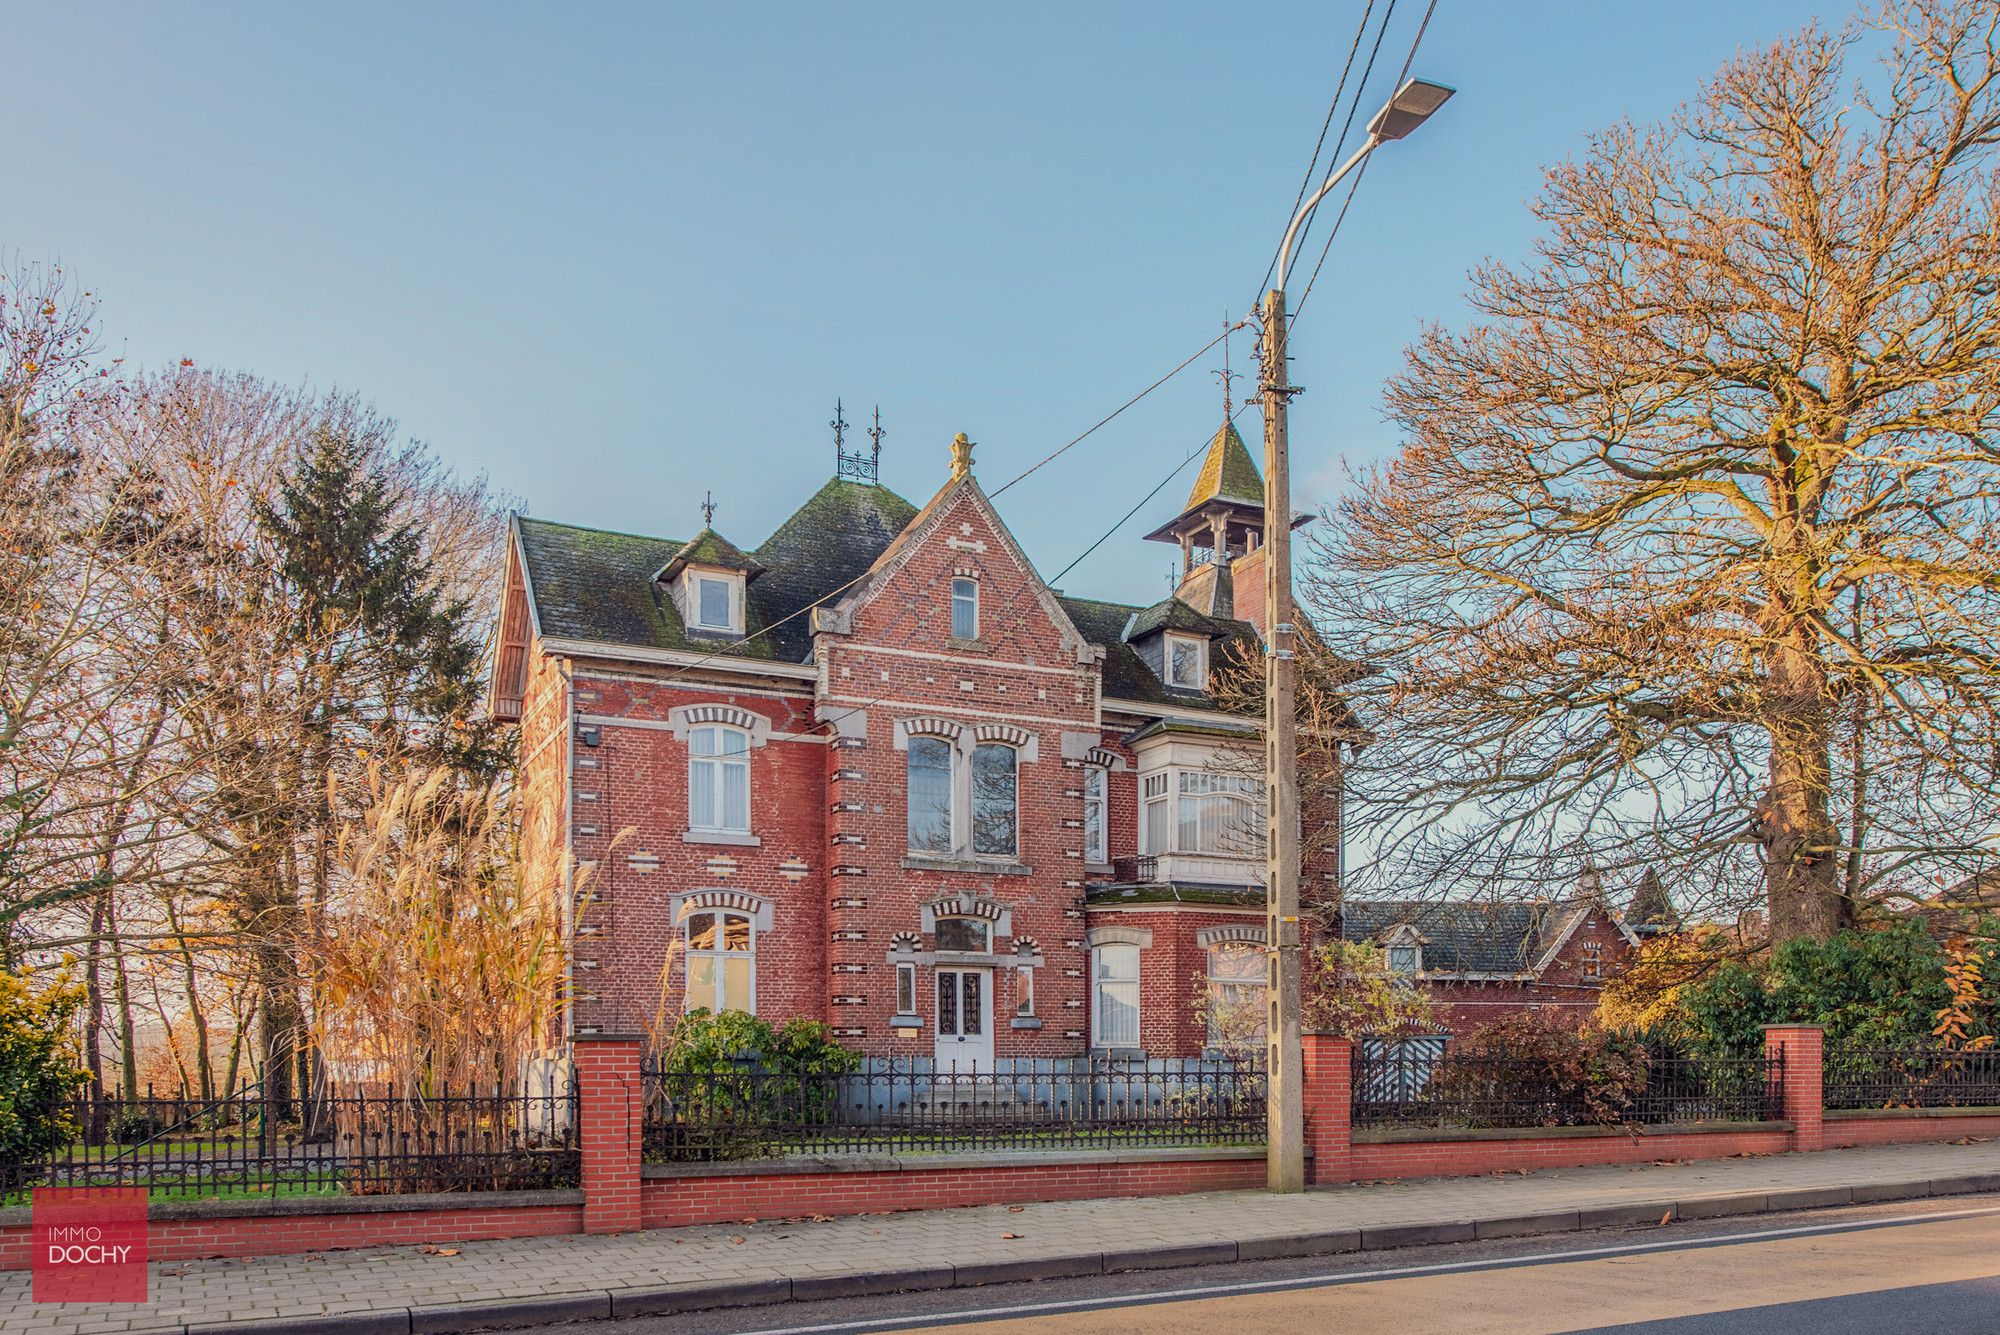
xmin=1260 ymin=75 xmax=1453 ymax=1195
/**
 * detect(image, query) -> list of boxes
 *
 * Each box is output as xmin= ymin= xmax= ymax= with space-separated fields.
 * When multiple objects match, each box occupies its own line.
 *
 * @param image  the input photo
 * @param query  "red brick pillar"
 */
xmin=1301 ymin=1032 xmax=1352 ymax=1185
xmin=574 ymin=1035 xmax=644 ymax=1234
xmin=1762 ymin=1024 xmax=1823 ymax=1153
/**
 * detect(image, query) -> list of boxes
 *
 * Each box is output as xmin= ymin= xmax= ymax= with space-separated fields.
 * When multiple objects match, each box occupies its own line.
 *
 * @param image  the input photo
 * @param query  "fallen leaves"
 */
xmin=1001 ymin=1233 xmax=1022 ymax=1240
xmin=417 ymin=1245 xmax=461 ymax=1257
xmin=1659 ymin=1210 xmax=1673 ymax=1226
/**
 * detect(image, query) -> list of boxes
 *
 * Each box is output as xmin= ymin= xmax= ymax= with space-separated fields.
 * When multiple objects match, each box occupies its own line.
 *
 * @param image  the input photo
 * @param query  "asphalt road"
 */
xmin=559 ymin=1194 xmax=2000 ymax=1335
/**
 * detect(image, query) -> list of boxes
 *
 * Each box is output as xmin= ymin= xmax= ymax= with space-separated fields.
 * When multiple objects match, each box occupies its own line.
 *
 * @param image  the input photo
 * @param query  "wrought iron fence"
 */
xmin=1352 ymin=1041 xmax=1782 ymax=1130
xmin=642 ymin=1055 xmax=1265 ymax=1161
xmin=3 ymin=1082 xmax=579 ymax=1202
xmin=1823 ymin=1046 xmax=2000 ymax=1110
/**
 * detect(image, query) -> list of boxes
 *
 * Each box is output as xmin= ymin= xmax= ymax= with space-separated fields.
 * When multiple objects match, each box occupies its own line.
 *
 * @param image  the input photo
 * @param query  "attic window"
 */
xmin=683 ymin=569 xmax=744 ymax=635
xmin=1387 ymin=945 xmax=1421 ymax=976
xmin=951 ymin=577 xmax=978 ymax=639
xmin=1164 ymin=633 xmax=1207 ymax=690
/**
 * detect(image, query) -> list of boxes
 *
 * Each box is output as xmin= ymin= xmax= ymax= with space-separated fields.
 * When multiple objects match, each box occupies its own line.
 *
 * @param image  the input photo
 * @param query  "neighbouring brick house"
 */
xmin=1338 ymin=893 xmax=1641 ymax=1032
xmin=489 ymin=421 xmax=1634 ymax=1062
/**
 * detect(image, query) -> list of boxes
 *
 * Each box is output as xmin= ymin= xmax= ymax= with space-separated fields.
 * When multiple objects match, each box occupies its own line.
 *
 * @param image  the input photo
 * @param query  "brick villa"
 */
xmin=489 ymin=421 xmax=1634 ymax=1062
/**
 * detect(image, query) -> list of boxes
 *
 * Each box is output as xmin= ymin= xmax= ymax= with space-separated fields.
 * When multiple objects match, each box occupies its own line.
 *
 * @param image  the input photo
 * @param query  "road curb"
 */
xmin=168 ymin=1172 xmax=1981 ymax=1334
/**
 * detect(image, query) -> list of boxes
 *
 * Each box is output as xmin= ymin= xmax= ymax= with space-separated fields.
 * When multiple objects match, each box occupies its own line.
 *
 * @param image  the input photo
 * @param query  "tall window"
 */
xmin=688 ymin=726 xmax=750 ymax=833
xmin=971 ymin=742 xmax=1018 ymax=856
xmin=1082 ymin=766 xmax=1107 ymax=864
xmin=1092 ymin=943 xmax=1140 ymax=1049
xmin=684 ymin=910 xmax=754 ymax=1012
xmin=1176 ymin=772 xmax=1264 ymax=855
xmin=1581 ymin=941 xmax=1603 ymax=980
xmin=1141 ymin=772 xmax=1170 ymax=854
xmin=1206 ymin=944 xmax=1267 ymax=1047
xmin=951 ymin=577 xmax=979 ymax=639
xmin=907 ymin=736 xmax=955 ymax=853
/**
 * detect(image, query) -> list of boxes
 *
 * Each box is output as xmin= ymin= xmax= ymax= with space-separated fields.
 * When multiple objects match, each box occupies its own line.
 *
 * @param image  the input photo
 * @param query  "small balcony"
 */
xmin=1106 ymin=853 xmax=1264 ymax=889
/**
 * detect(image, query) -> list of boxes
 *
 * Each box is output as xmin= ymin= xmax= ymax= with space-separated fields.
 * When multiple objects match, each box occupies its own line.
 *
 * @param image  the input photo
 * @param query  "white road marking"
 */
xmin=730 ymin=1202 xmax=2000 ymax=1334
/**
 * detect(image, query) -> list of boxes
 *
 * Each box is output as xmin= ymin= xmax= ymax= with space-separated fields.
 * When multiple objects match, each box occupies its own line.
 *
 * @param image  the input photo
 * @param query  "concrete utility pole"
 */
xmin=1260 ymin=77 xmax=1454 ymax=1193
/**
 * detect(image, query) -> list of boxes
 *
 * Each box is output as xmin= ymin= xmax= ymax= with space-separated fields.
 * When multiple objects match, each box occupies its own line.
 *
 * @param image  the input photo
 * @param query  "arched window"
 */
xmin=688 ymin=726 xmax=750 ymax=834
xmin=1091 ymin=943 xmax=1140 ymax=1049
xmin=971 ymin=742 xmax=1018 ymax=857
xmin=1205 ymin=943 xmax=1266 ymax=1047
xmin=907 ymin=735 xmax=955 ymax=853
xmin=951 ymin=577 xmax=979 ymax=639
xmin=684 ymin=910 xmax=754 ymax=1013
xmin=1082 ymin=766 xmax=1108 ymax=864
xmin=933 ymin=917 xmax=991 ymax=953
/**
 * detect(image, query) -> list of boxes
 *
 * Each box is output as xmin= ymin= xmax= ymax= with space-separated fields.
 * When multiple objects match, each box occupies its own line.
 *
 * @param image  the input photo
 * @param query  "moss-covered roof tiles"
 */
xmin=1184 ymin=421 xmax=1265 ymax=511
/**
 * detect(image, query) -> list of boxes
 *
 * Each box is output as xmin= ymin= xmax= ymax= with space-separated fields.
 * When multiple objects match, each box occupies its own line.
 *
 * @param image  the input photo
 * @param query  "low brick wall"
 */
xmin=1350 ymin=1121 xmax=1794 ymax=1182
xmin=1823 ymin=1107 xmax=2000 ymax=1148
xmin=0 ymin=1191 xmax=583 ymax=1271
xmin=641 ymin=1147 xmax=1269 ymax=1229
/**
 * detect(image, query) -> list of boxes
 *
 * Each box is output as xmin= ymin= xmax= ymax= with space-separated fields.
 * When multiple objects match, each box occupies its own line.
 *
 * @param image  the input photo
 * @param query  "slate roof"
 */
xmin=1125 ymin=596 xmax=1238 ymax=641
xmin=1059 ymin=595 xmax=1258 ymax=710
xmin=1184 ymin=421 xmax=1265 ymax=511
xmin=657 ymin=528 xmax=765 ymax=581
xmin=1339 ymin=901 xmax=1580 ymax=976
xmin=515 ymin=477 xmax=916 ymax=663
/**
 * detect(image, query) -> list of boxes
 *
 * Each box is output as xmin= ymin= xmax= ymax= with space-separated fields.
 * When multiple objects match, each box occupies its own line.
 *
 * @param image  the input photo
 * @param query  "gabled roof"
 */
xmin=1340 ymin=901 xmax=1577 ymax=977
xmin=1184 ymin=421 xmax=1265 ymax=511
xmin=1125 ymin=596 xmax=1238 ymax=641
xmin=655 ymin=528 xmax=765 ymax=583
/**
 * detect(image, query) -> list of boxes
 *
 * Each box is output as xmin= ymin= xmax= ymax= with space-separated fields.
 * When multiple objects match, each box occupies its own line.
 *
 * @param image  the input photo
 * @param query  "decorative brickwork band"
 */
xmin=1762 ymin=1024 xmax=1824 ymax=1153
xmin=574 ymin=1036 xmax=645 ymax=1234
xmin=1301 ymin=1032 xmax=1353 ymax=1184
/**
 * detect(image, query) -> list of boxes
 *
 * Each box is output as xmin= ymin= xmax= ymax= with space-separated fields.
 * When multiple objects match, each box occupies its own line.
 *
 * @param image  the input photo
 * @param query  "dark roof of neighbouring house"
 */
xmin=1125 ymin=596 xmax=1239 ymax=641
xmin=514 ymin=478 xmax=918 ymax=664
xmin=1339 ymin=900 xmax=1583 ymax=976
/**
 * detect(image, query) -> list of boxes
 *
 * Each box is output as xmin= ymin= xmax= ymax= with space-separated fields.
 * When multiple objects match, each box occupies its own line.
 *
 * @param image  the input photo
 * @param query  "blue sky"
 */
xmin=3 ymin=1 xmax=1838 ymax=607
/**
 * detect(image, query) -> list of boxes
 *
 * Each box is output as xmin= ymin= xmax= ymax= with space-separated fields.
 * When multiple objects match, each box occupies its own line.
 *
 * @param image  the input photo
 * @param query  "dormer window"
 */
xmin=951 ymin=577 xmax=979 ymax=639
xmin=681 ymin=568 xmax=744 ymax=635
xmin=1164 ymin=632 xmax=1207 ymax=690
xmin=1387 ymin=945 xmax=1420 ymax=976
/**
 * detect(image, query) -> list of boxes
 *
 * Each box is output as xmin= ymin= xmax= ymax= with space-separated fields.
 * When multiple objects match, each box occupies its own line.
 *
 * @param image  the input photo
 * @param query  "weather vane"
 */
xmin=700 ymin=490 xmax=716 ymax=527
xmin=831 ymin=398 xmax=849 ymax=453
xmin=1214 ymin=311 xmax=1239 ymax=419
xmin=867 ymin=404 xmax=886 ymax=475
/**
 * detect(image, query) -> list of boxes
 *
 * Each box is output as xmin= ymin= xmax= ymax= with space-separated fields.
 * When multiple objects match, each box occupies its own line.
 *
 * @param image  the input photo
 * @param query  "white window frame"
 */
xmin=682 ymin=568 xmax=745 ymax=634
xmin=1140 ymin=771 xmax=1170 ymax=855
xmin=1387 ymin=943 xmax=1421 ymax=977
xmin=950 ymin=577 xmax=979 ymax=640
xmin=1163 ymin=632 xmax=1208 ymax=690
xmin=1175 ymin=770 xmax=1264 ymax=856
xmin=1082 ymin=765 xmax=1108 ymax=865
xmin=683 ymin=909 xmax=756 ymax=1013
xmin=906 ymin=731 xmax=1024 ymax=863
xmin=906 ymin=734 xmax=957 ymax=854
xmin=1581 ymin=940 xmax=1604 ymax=980
xmin=1090 ymin=942 xmax=1141 ymax=1049
xmin=687 ymin=725 xmax=751 ymax=835
xmin=895 ymin=961 xmax=918 ymax=1017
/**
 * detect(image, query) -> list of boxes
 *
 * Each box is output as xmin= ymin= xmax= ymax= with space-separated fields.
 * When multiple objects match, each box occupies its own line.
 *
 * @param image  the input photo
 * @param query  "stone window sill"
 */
xmin=888 ymin=1014 xmax=925 ymax=1030
xmin=902 ymin=855 xmax=1031 ymax=877
xmin=1010 ymin=1016 xmax=1043 ymax=1030
xmin=684 ymin=830 xmax=762 ymax=847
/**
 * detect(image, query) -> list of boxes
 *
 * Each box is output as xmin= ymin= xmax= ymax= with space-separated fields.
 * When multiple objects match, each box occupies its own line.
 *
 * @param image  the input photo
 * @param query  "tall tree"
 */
xmin=1311 ymin=1 xmax=2000 ymax=943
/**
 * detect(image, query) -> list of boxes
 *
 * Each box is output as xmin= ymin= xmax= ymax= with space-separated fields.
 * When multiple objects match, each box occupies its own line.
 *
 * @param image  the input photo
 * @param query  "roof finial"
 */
xmin=949 ymin=432 xmax=974 ymax=481
xmin=867 ymin=405 xmax=885 ymax=475
xmin=1213 ymin=311 xmax=1239 ymax=420
xmin=700 ymin=490 xmax=716 ymax=527
xmin=835 ymin=398 xmax=879 ymax=483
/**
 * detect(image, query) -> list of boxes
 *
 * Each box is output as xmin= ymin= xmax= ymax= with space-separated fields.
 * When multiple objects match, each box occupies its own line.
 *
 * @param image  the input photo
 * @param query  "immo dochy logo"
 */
xmin=32 ymin=1187 xmax=148 ymax=1303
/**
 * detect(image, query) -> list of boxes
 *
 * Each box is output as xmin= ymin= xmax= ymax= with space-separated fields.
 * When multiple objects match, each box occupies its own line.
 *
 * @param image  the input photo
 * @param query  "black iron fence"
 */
xmin=1352 ymin=1041 xmax=1783 ymax=1130
xmin=4 ymin=1083 xmax=579 ymax=1202
xmin=1823 ymin=1046 xmax=2000 ymax=1111
xmin=642 ymin=1055 xmax=1265 ymax=1162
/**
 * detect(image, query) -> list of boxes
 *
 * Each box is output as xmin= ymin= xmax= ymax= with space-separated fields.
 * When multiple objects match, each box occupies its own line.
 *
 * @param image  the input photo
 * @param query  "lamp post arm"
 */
xmin=1273 ymin=134 xmax=1382 ymax=294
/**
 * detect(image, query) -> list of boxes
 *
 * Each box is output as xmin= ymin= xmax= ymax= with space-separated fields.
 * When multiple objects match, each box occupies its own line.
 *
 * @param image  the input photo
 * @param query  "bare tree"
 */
xmin=1309 ymin=1 xmax=2000 ymax=944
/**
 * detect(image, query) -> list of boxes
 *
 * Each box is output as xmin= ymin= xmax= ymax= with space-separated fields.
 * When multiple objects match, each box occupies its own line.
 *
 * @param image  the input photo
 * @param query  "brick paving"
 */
xmin=9 ymin=1138 xmax=2000 ymax=1335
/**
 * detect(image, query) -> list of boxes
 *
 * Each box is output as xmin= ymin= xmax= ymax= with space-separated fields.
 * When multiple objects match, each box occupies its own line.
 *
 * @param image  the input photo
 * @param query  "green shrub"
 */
xmin=0 ymin=967 xmax=88 ymax=1166
xmin=647 ymin=1011 xmax=859 ymax=1162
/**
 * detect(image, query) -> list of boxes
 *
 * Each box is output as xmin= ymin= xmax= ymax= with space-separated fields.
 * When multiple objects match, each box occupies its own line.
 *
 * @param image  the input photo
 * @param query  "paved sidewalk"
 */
xmin=11 ymin=1138 xmax=2000 ymax=1335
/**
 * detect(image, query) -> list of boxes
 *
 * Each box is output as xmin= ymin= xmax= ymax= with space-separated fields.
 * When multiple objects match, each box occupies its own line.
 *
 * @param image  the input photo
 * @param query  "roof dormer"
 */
xmin=655 ymin=529 xmax=764 ymax=637
xmin=1121 ymin=597 xmax=1232 ymax=695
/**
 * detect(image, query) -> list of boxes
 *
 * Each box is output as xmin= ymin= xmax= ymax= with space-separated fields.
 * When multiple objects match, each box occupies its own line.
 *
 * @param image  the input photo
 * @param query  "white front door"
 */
xmin=934 ymin=967 xmax=994 ymax=1070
